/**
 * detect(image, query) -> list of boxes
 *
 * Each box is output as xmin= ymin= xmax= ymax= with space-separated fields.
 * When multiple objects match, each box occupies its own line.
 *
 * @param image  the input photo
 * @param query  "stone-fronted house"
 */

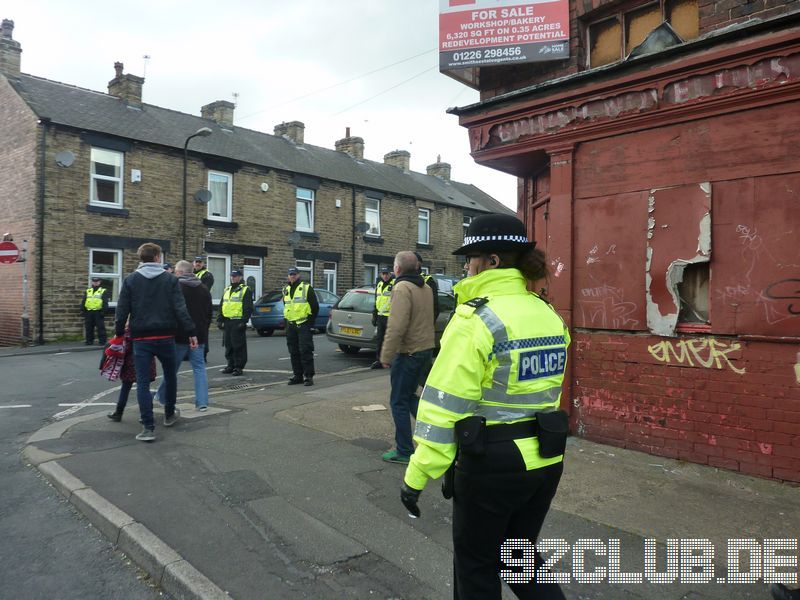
xmin=0 ymin=19 xmax=511 ymax=345
xmin=444 ymin=2 xmax=800 ymax=482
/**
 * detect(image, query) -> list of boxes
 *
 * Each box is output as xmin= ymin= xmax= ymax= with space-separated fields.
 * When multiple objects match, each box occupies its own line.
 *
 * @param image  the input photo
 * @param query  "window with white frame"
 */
xmin=418 ymin=208 xmax=430 ymax=244
xmin=420 ymin=266 xmax=430 ymax=275
xmin=89 ymin=248 xmax=122 ymax=303
xmin=363 ymin=263 xmax=378 ymax=286
xmin=208 ymin=171 xmax=232 ymax=221
xmin=207 ymin=254 xmax=230 ymax=304
xmin=90 ymin=148 xmax=124 ymax=207
xmin=296 ymin=187 xmax=315 ymax=232
xmin=323 ymin=262 xmax=337 ymax=294
xmin=463 ymin=215 xmax=473 ymax=239
xmin=365 ymin=197 xmax=381 ymax=236
xmin=296 ymin=259 xmax=313 ymax=284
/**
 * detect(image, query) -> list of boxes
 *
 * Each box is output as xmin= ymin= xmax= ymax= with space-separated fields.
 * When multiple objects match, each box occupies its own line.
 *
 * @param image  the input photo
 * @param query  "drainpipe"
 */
xmin=351 ymin=186 xmax=356 ymax=288
xmin=37 ymin=118 xmax=49 ymax=345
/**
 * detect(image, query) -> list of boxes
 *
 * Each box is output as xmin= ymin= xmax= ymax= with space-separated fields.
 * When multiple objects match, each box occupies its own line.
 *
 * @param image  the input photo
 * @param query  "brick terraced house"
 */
xmin=0 ymin=19 xmax=511 ymax=346
xmin=443 ymin=0 xmax=800 ymax=481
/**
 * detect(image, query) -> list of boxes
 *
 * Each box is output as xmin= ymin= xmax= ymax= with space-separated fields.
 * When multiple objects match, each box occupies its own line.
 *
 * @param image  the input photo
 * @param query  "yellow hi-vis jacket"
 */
xmin=375 ymin=278 xmax=393 ymax=317
xmin=404 ymin=268 xmax=570 ymax=491
xmin=84 ymin=287 xmax=106 ymax=311
xmin=283 ymin=281 xmax=312 ymax=323
xmin=221 ymin=285 xmax=247 ymax=318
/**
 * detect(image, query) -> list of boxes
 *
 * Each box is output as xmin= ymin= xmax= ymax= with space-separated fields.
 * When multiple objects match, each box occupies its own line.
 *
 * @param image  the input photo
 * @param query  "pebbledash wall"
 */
xmin=446 ymin=2 xmax=800 ymax=481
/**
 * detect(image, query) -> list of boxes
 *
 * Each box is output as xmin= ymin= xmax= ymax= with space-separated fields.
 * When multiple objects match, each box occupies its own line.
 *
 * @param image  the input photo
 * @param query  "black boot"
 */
xmin=107 ymin=411 xmax=123 ymax=422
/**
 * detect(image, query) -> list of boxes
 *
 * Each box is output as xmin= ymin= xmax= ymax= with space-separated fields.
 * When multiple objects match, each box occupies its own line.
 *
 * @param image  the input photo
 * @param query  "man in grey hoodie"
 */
xmin=115 ymin=243 xmax=197 ymax=442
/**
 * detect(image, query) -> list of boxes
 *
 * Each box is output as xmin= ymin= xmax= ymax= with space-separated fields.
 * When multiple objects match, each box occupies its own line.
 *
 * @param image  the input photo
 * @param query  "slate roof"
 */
xmin=10 ymin=73 xmax=513 ymax=215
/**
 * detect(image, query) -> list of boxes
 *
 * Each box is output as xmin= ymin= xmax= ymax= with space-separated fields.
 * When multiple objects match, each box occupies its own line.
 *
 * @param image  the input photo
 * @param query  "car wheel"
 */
xmin=257 ymin=328 xmax=274 ymax=337
xmin=338 ymin=344 xmax=360 ymax=355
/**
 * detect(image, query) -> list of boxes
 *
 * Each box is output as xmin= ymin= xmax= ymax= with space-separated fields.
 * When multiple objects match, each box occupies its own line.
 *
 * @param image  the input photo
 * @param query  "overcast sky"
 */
xmin=5 ymin=0 xmax=517 ymax=209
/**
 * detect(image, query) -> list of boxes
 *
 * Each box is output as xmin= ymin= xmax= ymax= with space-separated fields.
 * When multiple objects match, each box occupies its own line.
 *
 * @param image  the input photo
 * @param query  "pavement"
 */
xmin=11 ymin=341 xmax=800 ymax=599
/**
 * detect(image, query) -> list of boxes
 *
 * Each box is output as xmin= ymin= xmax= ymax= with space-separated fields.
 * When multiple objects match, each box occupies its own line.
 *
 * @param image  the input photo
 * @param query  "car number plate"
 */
xmin=339 ymin=326 xmax=362 ymax=336
xmin=258 ymin=306 xmax=271 ymax=313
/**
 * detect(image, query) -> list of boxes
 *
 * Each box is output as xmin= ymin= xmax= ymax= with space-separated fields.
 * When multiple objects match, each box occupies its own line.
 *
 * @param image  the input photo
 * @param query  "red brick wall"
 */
xmin=0 ymin=76 xmax=38 ymax=346
xmin=572 ymin=332 xmax=800 ymax=482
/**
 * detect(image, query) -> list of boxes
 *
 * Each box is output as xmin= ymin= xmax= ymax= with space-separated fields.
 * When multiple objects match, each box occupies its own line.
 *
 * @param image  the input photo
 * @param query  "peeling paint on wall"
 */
xmin=645 ymin=183 xmax=711 ymax=336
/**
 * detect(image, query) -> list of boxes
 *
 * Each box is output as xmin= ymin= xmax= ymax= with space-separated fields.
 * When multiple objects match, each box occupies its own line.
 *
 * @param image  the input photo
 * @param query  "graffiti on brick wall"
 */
xmin=761 ymin=279 xmax=800 ymax=325
xmin=579 ymin=283 xmax=639 ymax=329
xmin=647 ymin=338 xmax=746 ymax=375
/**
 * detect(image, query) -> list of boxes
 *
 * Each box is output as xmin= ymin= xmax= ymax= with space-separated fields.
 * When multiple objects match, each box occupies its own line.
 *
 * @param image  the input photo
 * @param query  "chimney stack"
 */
xmin=107 ymin=62 xmax=144 ymax=108
xmin=335 ymin=127 xmax=364 ymax=159
xmin=426 ymin=155 xmax=451 ymax=181
xmin=274 ymin=121 xmax=305 ymax=144
xmin=201 ymin=100 xmax=235 ymax=127
xmin=383 ymin=150 xmax=411 ymax=173
xmin=0 ymin=19 xmax=22 ymax=77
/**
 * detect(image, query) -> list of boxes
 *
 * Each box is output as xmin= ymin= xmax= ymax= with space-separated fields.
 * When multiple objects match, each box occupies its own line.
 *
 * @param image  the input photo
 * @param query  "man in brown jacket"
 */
xmin=380 ymin=251 xmax=435 ymax=463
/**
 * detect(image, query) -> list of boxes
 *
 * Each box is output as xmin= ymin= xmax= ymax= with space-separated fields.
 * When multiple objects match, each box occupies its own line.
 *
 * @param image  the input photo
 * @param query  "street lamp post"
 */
xmin=182 ymin=127 xmax=213 ymax=257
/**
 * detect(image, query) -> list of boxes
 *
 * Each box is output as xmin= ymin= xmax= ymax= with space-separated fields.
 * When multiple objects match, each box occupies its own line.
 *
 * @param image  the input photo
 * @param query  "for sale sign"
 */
xmin=439 ymin=0 xmax=569 ymax=70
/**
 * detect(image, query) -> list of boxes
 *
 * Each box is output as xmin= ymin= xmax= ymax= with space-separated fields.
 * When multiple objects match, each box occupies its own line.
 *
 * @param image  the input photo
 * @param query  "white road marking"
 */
xmin=0 ymin=404 xmax=33 ymax=408
xmin=58 ymin=402 xmax=116 ymax=406
xmin=53 ymin=387 xmax=118 ymax=420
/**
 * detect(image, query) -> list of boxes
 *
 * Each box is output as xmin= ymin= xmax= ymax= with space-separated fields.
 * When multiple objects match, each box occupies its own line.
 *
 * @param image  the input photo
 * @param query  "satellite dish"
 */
xmin=287 ymin=232 xmax=302 ymax=246
xmin=55 ymin=151 xmax=75 ymax=168
xmin=194 ymin=189 xmax=212 ymax=204
xmin=260 ymin=182 xmax=269 ymax=192
xmin=355 ymin=221 xmax=371 ymax=234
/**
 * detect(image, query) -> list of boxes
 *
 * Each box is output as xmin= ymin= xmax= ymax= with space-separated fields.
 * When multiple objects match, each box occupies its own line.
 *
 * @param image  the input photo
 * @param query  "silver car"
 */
xmin=326 ymin=286 xmax=456 ymax=354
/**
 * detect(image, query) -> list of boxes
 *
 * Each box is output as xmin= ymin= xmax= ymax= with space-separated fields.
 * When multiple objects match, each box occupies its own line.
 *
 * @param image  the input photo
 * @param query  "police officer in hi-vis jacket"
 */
xmin=217 ymin=269 xmax=253 ymax=376
xmin=81 ymin=277 xmax=109 ymax=345
xmin=400 ymin=213 xmax=571 ymax=600
xmin=371 ymin=266 xmax=394 ymax=369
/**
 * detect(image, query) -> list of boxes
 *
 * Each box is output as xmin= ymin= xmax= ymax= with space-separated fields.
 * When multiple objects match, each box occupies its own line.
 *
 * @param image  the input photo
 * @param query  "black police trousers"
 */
xmin=452 ymin=440 xmax=565 ymax=600
xmin=84 ymin=311 xmax=106 ymax=344
xmin=375 ymin=314 xmax=388 ymax=361
xmin=286 ymin=320 xmax=314 ymax=379
xmin=223 ymin=320 xmax=247 ymax=369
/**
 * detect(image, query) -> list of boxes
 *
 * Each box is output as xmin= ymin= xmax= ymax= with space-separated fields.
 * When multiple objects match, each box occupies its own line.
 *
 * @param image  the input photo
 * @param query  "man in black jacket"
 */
xmin=217 ymin=269 xmax=253 ymax=376
xmin=115 ymin=243 xmax=197 ymax=442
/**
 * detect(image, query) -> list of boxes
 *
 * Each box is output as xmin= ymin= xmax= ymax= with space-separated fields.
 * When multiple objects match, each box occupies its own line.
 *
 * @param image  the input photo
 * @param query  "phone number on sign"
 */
xmin=501 ymin=538 xmax=800 ymax=584
xmin=452 ymin=47 xmax=523 ymax=62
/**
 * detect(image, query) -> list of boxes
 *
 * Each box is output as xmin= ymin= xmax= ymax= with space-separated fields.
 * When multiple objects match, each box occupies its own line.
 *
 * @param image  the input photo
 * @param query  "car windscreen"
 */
xmin=336 ymin=290 xmax=374 ymax=313
xmin=257 ymin=291 xmax=283 ymax=304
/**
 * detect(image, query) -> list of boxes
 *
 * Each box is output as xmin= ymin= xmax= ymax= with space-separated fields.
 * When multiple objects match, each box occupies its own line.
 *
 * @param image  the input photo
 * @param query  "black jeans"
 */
xmin=223 ymin=320 xmax=248 ymax=369
xmin=286 ymin=320 xmax=315 ymax=379
xmin=453 ymin=444 xmax=565 ymax=600
xmin=375 ymin=314 xmax=388 ymax=361
xmin=84 ymin=311 xmax=106 ymax=344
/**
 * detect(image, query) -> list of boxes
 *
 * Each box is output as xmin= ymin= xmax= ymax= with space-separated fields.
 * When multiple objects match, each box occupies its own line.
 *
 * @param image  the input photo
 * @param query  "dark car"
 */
xmin=325 ymin=286 xmax=456 ymax=354
xmin=251 ymin=288 xmax=339 ymax=336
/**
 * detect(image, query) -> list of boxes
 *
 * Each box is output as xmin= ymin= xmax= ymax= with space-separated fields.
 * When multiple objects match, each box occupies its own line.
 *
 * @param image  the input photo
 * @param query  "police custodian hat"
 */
xmin=453 ymin=213 xmax=536 ymax=255
xmin=230 ymin=269 xmax=242 ymax=276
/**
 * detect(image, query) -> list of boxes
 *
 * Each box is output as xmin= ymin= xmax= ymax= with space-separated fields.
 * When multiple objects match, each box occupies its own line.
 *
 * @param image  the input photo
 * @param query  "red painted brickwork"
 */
xmin=0 ymin=76 xmax=38 ymax=346
xmin=478 ymin=0 xmax=799 ymax=99
xmin=572 ymin=332 xmax=800 ymax=482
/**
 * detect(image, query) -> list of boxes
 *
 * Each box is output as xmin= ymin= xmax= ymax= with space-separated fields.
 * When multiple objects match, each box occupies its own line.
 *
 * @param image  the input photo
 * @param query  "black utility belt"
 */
xmin=455 ymin=411 xmax=569 ymax=459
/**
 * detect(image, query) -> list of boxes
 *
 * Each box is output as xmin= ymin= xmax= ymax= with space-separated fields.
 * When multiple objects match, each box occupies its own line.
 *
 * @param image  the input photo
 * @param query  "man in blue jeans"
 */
xmin=115 ymin=243 xmax=197 ymax=442
xmin=380 ymin=251 xmax=435 ymax=463
xmin=155 ymin=260 xmax=212 ymax=411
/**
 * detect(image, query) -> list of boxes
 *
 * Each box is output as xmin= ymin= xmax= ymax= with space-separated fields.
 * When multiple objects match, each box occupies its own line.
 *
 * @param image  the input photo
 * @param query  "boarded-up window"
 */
xmin=625 ymin=4 xmax=662 ymax=55
xmin=667 ymin=0 xmax=699 ymax=41
xmin=589 ymin=18 xmax=622 ymax=68
xmin=677 ymin=262 xmax=709 ymax=323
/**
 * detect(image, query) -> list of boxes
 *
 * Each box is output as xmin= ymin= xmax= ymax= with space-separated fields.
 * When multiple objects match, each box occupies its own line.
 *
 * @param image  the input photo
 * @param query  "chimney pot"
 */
xmin=345 ymin=126 xmax=350 ymax=137
xmin=108 ymin=62 xmax=144 ymax=107
xmin=335 ymin=132 xmax=364 ymax=160
xmin=0 ymin=18 xmax=22 ymax=77
xmin=201 ymin=100 xmax=235 ymax=127
xmin=274 ymin=121 xmax=305 ymax=144
xmin=426 ymin=156 xmax=452 ymax=181
xmin=384 ymin=150 xmax=411 ymax=173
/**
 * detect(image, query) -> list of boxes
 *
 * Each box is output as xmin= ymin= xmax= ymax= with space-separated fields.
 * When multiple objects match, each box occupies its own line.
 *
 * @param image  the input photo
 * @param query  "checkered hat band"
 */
xmin=463 ymin=234 xmax=529 ymax=245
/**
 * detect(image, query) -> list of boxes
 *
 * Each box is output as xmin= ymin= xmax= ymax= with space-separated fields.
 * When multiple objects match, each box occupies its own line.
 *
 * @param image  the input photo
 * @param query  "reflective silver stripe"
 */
xmin=474 ymin=405 xmax=538 ymax=422
xmin=414 ymin=420 xmax=456 ymax=444
xmin=475 ymin=305 xmax=507 ymax=345
xmin=420 ymin=385 xmax=478 ymax=415
xmin=476 ymin=304 xmax=512 ymax=398
xmin=482 ymin=386 xmax=559 ymax=405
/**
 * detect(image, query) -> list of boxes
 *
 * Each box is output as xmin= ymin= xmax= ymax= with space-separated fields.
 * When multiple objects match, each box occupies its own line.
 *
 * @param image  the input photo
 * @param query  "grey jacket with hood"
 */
xmin=114 ymin=262 xmax=197 ymax=339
